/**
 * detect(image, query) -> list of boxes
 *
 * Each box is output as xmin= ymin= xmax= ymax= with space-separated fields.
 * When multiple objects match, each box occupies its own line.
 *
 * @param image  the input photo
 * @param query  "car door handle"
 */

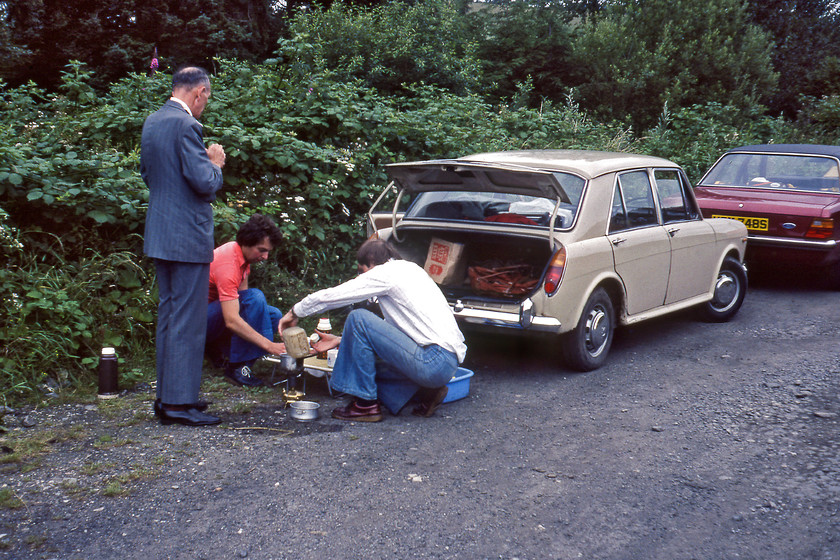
xmin=667 ymin=227 xmax=680 ymax=237
xmin=611 ymin=237 xmax=626 ymax=245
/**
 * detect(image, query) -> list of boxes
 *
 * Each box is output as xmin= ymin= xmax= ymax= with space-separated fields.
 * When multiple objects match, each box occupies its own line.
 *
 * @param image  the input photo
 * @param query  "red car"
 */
xmin=694 ymin=144 xmax=840 ymax=285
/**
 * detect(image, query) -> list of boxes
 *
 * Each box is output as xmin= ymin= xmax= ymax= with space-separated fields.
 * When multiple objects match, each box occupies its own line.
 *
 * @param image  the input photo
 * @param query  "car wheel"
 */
xmin=699 ymin=256 xmax=747 ymax=322
xmin=562 ymin=287 xmax=614 ymax=372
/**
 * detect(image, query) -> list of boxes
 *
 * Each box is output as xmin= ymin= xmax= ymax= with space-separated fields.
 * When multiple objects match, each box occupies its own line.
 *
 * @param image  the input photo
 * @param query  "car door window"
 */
xmin=609 ymin=182 xmax=628 ymax=233
xmin=610 ymin=171 xmax=657 ymax=231
xmin=654 ymin=169 xmax=696 ymax=223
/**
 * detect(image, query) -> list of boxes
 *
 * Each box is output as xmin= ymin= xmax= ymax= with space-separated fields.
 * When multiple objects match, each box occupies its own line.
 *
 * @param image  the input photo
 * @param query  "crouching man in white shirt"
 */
xmin=278 ymin=240 xmax=467 ymax=422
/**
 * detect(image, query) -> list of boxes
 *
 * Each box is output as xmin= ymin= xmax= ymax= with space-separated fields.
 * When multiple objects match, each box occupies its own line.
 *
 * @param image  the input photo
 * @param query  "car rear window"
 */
xmin=700 ymin=153 xmax=840 ymax=193
xmin=404 ymin=172 xmax=585 ymax=229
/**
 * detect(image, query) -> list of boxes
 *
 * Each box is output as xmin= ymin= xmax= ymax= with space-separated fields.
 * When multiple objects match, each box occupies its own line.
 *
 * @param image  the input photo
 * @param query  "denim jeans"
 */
xmin=205 ymin=288 xmax=282 ymax=365
xmin=330 ymin=309 xmax=458 ymax=414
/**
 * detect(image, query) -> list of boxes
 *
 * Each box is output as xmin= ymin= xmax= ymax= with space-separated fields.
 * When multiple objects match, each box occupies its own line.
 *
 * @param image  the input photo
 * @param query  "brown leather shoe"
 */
xmin=412 ymin=386 xmax=448 ymax=417
xmin=332 ymin=400 xmax=383 ymax=422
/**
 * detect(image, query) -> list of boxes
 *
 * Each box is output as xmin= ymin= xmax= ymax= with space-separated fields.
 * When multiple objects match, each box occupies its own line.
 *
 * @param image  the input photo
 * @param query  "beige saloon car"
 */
xmin=367 ymin=150 xmax=749 ymax=371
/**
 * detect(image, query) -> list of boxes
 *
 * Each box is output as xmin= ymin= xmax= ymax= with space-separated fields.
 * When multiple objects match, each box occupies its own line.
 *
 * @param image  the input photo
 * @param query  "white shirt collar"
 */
xmin=169 ymin=96 xmax=192 ymax=117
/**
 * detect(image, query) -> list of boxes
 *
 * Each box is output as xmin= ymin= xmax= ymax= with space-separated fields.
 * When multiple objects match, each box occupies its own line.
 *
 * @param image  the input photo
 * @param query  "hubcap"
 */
xmin=584 ymin=306 xmax=609 ymax=356
xmin=711 ymin=271 xmax=738 ymax=311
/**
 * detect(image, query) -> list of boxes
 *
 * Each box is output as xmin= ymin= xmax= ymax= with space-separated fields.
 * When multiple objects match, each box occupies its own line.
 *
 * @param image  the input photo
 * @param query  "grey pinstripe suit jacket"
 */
xmin=140 ymin=100 xmax=223 ymax=263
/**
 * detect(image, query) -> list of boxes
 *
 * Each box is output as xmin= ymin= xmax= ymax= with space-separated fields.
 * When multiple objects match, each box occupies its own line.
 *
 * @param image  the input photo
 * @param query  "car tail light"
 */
xmin=805 ymin=218 xmax=834 ymax=239
xmin=544 ymin=247 xmax=567 ymax=295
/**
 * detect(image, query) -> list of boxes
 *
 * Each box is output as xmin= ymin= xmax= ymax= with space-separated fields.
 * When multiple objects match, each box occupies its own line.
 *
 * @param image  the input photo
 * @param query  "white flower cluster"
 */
xmin=0 ymin=211 xmax=24 ymax=252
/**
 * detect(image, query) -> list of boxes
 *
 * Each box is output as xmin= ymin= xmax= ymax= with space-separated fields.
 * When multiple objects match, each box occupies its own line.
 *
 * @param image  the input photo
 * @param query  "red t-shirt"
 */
xmin=208 ymin=241 xmax=249 ymax=302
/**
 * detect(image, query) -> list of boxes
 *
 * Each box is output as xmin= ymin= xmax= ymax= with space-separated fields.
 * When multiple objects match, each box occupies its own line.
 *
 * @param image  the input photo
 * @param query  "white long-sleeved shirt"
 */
xmin=293 ymin=259 xmax=467 ymax=362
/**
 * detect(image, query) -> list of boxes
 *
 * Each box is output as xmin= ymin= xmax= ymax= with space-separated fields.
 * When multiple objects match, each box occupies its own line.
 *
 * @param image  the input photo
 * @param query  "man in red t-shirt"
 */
xmin=206 ymin=214 xmax=285 ymax=386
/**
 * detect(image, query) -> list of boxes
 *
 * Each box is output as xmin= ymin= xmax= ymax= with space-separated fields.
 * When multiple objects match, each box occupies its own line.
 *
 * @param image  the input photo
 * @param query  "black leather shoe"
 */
xmin=193 ymin=399 xmax=211 ymax=411
xmin=159 ymin=407 xmax=221 ymax=426
xmin=153 ymin=399 xmax=211 ymax=416
xmin=224 ymin=364 xmax=264 ymax=387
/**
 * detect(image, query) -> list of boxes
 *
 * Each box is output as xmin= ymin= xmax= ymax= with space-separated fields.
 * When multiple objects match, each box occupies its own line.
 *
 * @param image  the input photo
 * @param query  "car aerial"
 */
xmin=694 ymin=144 xmax=840 ymax=287
xmin=367 ymin=150 xmax=749 ymax=371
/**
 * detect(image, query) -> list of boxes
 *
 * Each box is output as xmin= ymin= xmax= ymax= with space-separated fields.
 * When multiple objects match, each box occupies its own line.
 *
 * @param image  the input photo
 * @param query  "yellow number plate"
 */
xmin=712 ymin=214 xmax=769 ymax=231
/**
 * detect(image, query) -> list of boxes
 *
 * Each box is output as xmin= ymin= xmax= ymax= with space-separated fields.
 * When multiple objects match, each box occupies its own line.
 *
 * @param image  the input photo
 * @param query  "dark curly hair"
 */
xmin=236 ymin=214 xmax=284 ymax=247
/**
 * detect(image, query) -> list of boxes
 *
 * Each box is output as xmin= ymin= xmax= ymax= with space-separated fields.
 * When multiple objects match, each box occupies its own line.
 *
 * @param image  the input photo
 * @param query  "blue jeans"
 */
xmin=330 ymin=309 xmax=458 ymax=414
xmin=205 ymin=288 xmax=282 ymax=365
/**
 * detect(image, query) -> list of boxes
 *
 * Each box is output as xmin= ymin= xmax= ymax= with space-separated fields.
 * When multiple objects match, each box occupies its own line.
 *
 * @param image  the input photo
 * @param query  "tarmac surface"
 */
xmin=1 ymin=268 xmax=838 ymax=559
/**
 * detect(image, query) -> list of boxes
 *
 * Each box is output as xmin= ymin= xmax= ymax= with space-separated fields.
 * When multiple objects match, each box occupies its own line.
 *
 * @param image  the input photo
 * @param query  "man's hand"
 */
xmin=278 ymin=309 xmax=299 ymax=333
xmin=207 ymin=143 xmax=226 ymax=168
xmin=311 ymin=330 xmax=340 ymax=354
xmin=220 ymin=298 xmax=283 ymax=357
xmin=265 ymin=341 xmax=286 ymax=357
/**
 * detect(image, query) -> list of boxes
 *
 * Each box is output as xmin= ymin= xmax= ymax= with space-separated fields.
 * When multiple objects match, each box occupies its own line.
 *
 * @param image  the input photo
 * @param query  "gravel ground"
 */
xmin=1 ymin=269 xmax=838 ymax=560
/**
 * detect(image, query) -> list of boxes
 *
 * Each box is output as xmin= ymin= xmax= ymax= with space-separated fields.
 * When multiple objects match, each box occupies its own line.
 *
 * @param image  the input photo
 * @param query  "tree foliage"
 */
xmin=746 ymin=0 xmax=840 ymax=117
xmin=288 ymin=0 xmax=480 ymax=95
xmin=2 ymin=0 xmax=831 ymax=129
xmin=569 ymin=0 xmax=778 ymax=129
xmin=468 ymin=1 xmax=574 ymax=103
xmin=2 ymin=0 xmax=284 ymax=90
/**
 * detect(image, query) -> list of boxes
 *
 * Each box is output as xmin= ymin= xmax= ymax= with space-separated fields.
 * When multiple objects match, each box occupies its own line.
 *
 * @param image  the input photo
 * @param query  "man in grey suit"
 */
xmin=141 ymin=66 xmax=226 ymax=426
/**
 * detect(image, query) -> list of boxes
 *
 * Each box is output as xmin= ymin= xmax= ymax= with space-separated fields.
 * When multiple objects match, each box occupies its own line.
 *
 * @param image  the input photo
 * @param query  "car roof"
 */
xmin=727 ymin=144 xmax=840 ymax=158
xmin=457 ymin=150 xmax=678 ymax=179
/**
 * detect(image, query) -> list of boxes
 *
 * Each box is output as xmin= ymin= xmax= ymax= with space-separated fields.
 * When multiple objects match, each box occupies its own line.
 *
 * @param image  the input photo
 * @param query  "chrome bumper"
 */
xmin=451 ymin=298 xmax=562 ymax=333
xmin=748 ymin=235 xmax=837 ymax=250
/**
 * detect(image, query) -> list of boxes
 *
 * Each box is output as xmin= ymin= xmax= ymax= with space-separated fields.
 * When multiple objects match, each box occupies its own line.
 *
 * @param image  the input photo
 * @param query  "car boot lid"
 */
xmin=385 ymin=159 xmax=573 ymax=204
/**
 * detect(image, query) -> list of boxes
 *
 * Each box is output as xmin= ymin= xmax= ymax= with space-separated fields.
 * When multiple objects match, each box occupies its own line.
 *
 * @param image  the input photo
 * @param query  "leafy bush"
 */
xmin=0 ymin=248 xmax=155 ymax=403
xmin=287 ymin=0 xmax=480 ymax=96
xmin=0 ymin=67 xmax=156 ymax=403
xmin=638 ymin=102 xmax=792 ymax=181
xmin=0 ymin=63 xmax=153 ymax=261
xmin=796 ymin=95 xmax=840 ymax=144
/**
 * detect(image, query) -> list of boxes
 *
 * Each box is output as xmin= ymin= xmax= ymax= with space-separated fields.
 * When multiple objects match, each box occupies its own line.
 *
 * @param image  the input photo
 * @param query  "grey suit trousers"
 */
xmin=154 ymin=259 xmax=210 ymax=404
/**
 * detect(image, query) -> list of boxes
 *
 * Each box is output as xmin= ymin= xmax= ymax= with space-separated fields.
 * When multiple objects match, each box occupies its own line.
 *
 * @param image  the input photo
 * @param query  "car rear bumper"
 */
xmin=747 ymin=235 xmax=840 ymax=267
xmin=451 ymin=298 xmax=563 ymax=333
xmin=748 ymin=235 xmax=837 ymax=250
